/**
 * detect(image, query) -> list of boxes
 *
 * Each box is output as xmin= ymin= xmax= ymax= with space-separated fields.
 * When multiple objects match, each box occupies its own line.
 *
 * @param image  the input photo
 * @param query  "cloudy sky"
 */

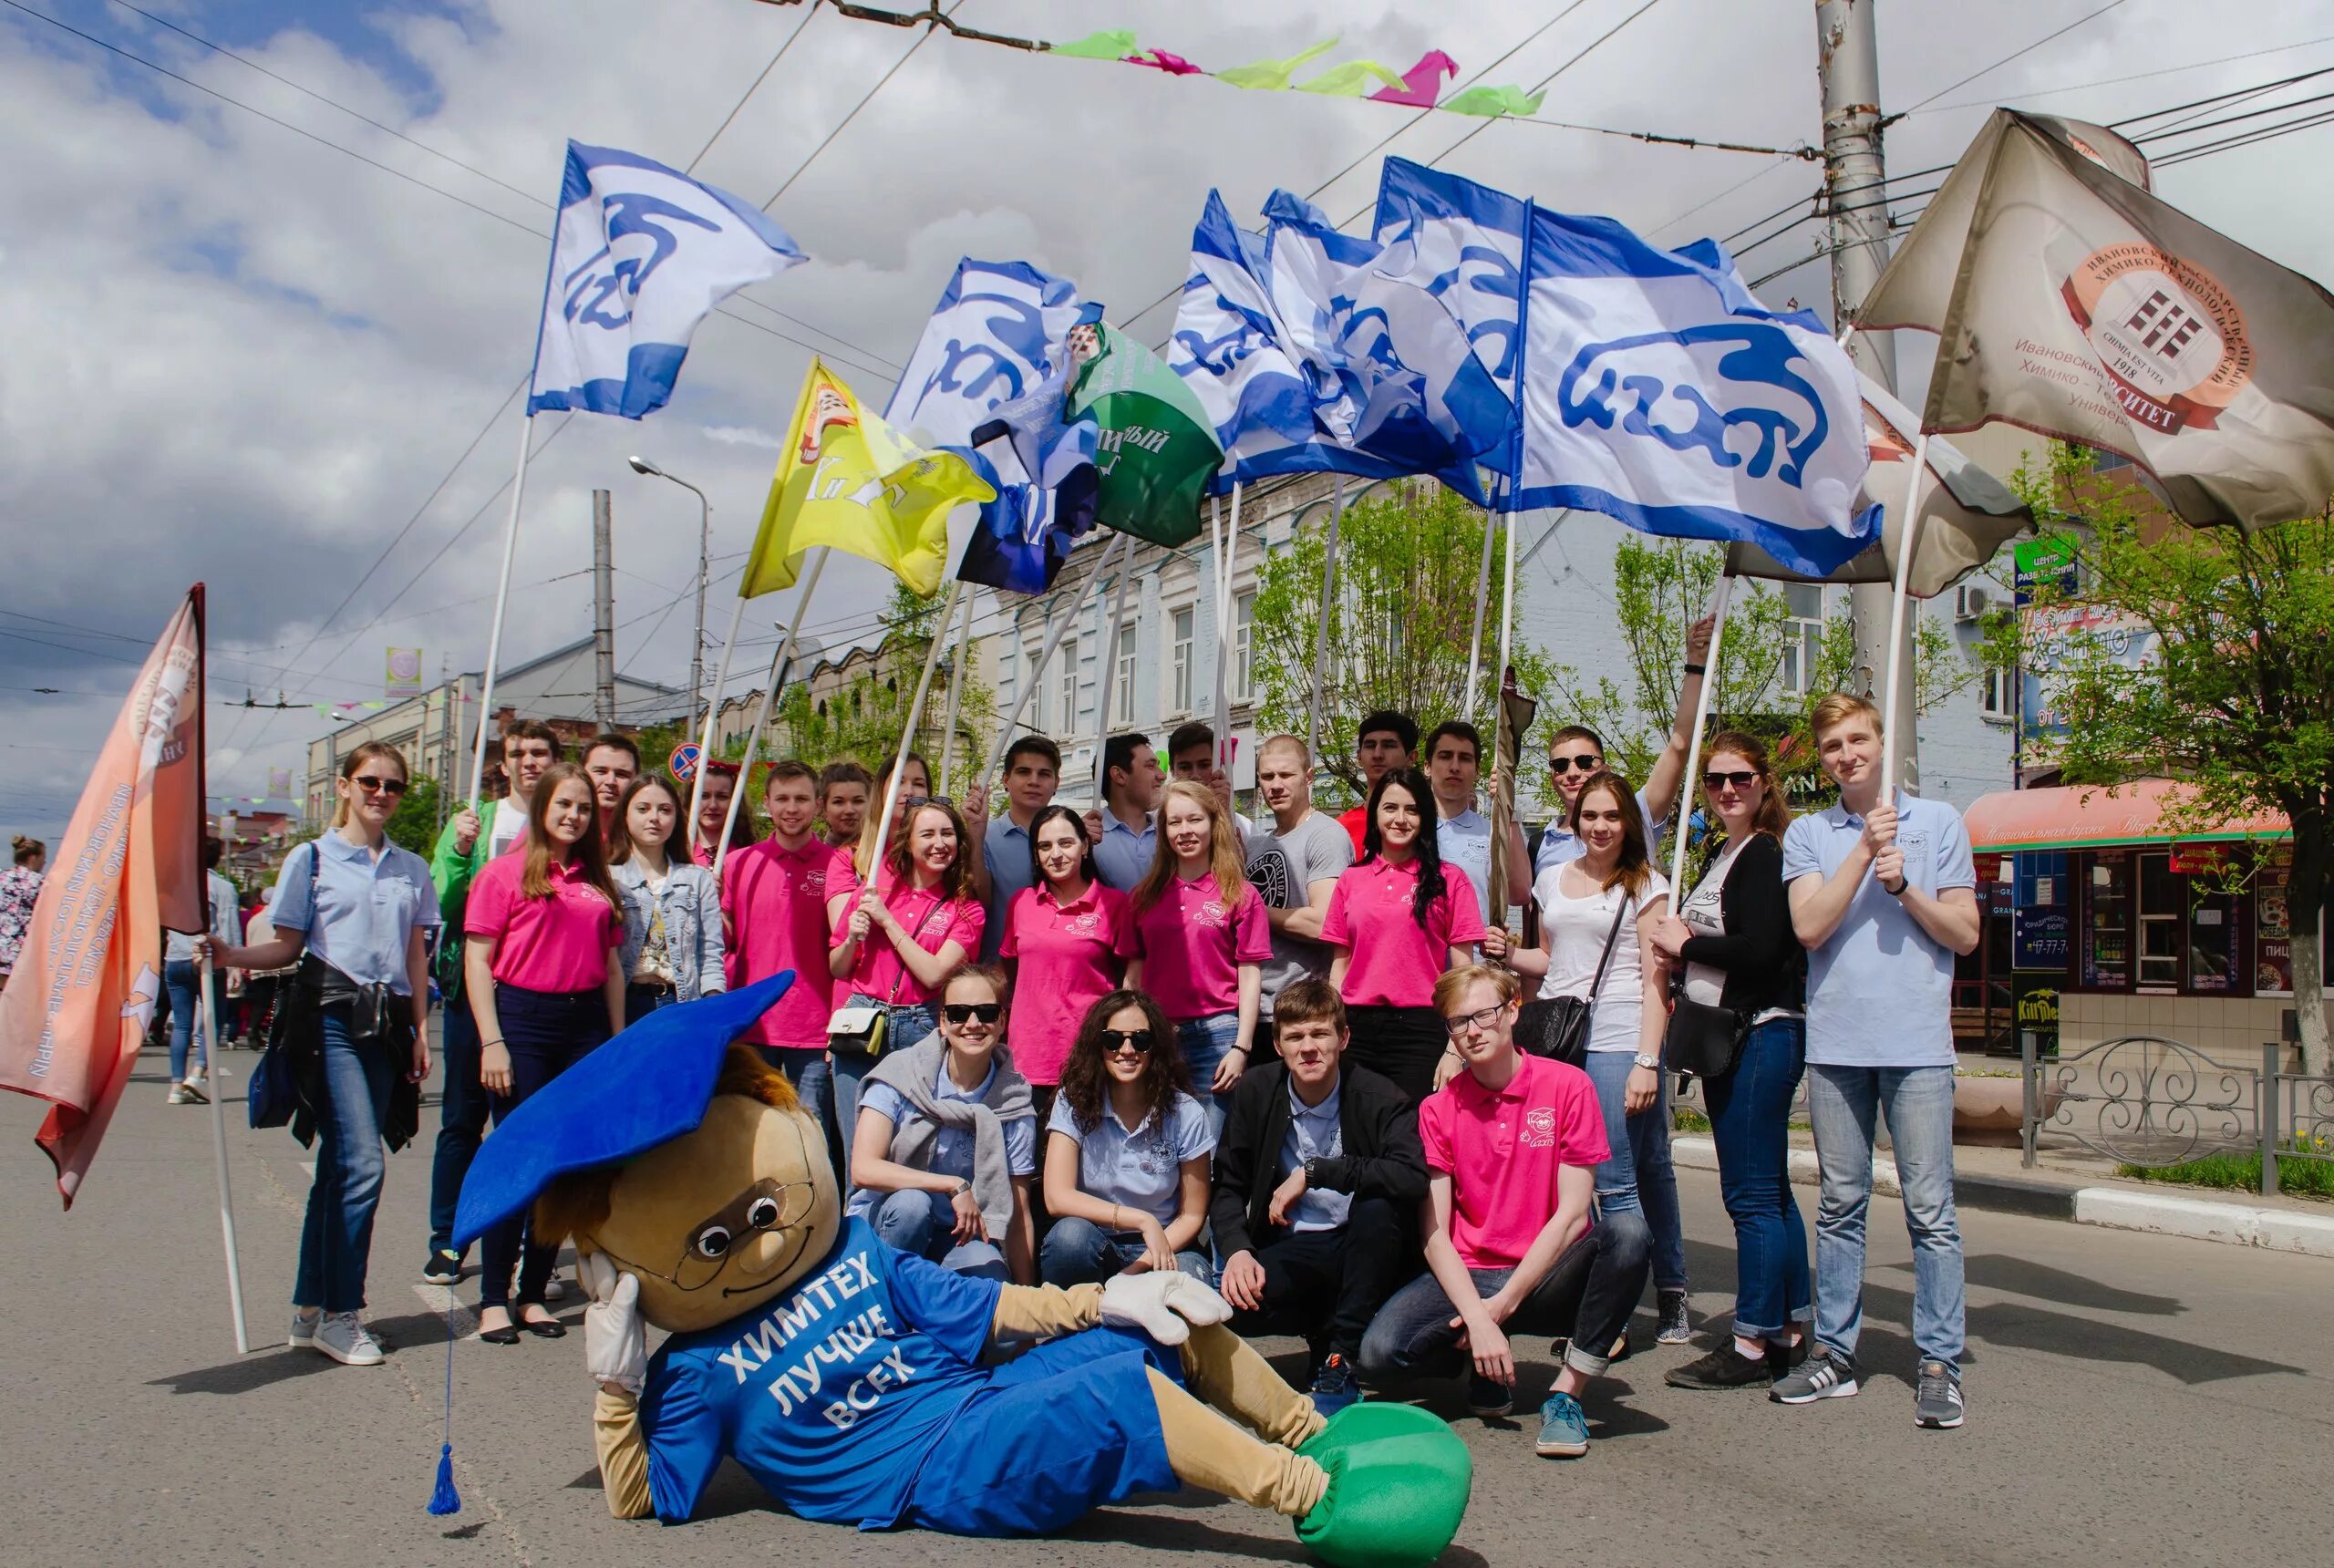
xmin=5 ymin=0 xmax=2330 ymax=843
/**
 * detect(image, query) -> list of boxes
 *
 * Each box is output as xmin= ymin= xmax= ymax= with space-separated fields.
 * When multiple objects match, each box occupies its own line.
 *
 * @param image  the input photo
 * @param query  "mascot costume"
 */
xmin=445 ymin=975 xmax=1471 ymax=1566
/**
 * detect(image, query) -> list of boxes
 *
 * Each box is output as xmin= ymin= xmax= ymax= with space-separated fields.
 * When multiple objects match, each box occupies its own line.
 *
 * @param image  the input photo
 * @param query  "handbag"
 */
xmin=248 ymin=843 xmax=318 ymax=1130
xmin=1662 ymin=982 xmax=1748 ymax=1081
xmin=1515 ymin=895 xmax=1628 ymax=1069
xmin=826 ymin=895 xmax=948 ymax=1059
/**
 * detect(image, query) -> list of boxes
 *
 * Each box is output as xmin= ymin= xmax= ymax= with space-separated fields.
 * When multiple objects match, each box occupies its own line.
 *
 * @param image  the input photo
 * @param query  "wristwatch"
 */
xmin=946 ymin=1179 xmax=972 ymax=1197
xmin=1632 ymin=1053 xmax=1662 ymax=1070
xmin=1303 ymin=1157 xmax=1324 ymax=1188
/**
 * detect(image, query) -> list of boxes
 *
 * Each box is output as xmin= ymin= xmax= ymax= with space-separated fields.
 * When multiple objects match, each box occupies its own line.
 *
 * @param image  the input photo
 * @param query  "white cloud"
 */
xmin=701 ymin=425 xmax=782 ymax=449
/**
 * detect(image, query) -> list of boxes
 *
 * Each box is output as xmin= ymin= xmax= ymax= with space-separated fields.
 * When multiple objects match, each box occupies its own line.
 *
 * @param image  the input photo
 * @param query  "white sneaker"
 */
xmin=179 ymin=1078 xmax=209 ymax=1104
xmin=166 ymin=1086 xmax=190 ymax=1105
xmin=288 ymin=1308 xmax=320 ymax=1348
xmin=311 ymin=1311 xmax=385 ymax=1367
xmin=542 ymin=1274 xmax=565 ymax=1304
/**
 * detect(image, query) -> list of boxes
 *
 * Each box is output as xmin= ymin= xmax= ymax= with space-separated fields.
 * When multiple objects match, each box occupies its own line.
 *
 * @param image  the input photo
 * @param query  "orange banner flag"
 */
xmin=0 ymin=588 xmax=206 ymax=1206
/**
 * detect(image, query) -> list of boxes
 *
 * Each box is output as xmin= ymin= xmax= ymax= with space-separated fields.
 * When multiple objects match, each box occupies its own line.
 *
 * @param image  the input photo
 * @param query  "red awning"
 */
xmin=1963 ymin=779 xmax=2289 ymax=852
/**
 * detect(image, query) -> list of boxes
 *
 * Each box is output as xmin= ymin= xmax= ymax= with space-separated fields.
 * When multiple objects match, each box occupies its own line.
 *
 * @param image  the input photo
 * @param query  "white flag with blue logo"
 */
xmin=1374 ymin=159 xmax=1874 ymax=573
xmin=528 ymin=141 xmax=805 ymax=419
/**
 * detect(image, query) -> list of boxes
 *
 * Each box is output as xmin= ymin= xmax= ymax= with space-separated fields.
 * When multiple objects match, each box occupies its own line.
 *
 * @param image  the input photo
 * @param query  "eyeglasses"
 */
xmin=942 ymin=1002 xmax=1002 ymax=1026
xmin=1442 ymin=1003 xmax=1510 ymax=1037
xmin=1548 ymin=755 xmax=1604 ymax=775
xmin=589 ymin=1172 xmax=820 ymax=1292
xmin=1099 ymin=1028 xmax=1154 ymax=1055
xmin=1702 ymin=769 xmax=1759 ymax=790
xmin=350 ymin=775 xmax=408 ymax=797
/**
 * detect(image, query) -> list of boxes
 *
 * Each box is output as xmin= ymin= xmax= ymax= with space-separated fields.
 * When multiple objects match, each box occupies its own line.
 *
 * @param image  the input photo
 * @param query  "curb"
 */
xmin=1671 ymin=1137 xmax=2334 ymax=1260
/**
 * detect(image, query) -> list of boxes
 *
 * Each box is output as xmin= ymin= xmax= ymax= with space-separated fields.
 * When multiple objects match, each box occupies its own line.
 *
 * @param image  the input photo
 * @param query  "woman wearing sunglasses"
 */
xmin=610 ymin=774 xmax=725 ymax=1024
xmin=1647 ymin=733 xmax=1810 ymax=1390
xmin=845 ymin=964 xmax=1037 ymax=1282
xmin=463 ymin=760 xmax=627 ymax=1345
xmin=999 ymin=803 xmax=1135 ymax=1118
xmin=202 ymin=744 xmax=438 ymax=1368
xmin=1039 ymin=990 xmax=1216 ymax=1287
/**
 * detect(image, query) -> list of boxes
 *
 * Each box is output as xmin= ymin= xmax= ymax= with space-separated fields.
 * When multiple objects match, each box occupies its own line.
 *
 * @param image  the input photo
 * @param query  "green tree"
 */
xmin=1250 ymin=486 xmax=1558 ymax=805
xmin=383 ymin=772 xmax=441 ymax=859
xmin=773 ymin=583 xmax=993 ymax=785
xmin=1991 ymin=444 xmax=2333 ymax=1074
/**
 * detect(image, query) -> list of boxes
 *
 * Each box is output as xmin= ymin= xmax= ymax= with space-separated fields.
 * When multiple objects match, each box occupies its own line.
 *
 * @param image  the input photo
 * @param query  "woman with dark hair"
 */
xmin=202 ymin=742 xmax=437 ymax=1367
xmin=999 ymin=803 xmax=1133 ymax=1107
xmin=462 ymin=760 xmax=626 ymax=1344
xmin=1647 ymin=733 xmax=1810 ymax=1388
xmin=610 ymin=774 xmax=725 ymax=1024
xmin=1319 ymin=768 xmax=1488 ymax=1105
xmin=687 ymin=760 xmax=759 ymax=868
xmin=1504 ymin=768 xmax=1686 ymax=1348
xmin=0 ymin=834 xmax=46 ymax=995
xmin=1039 ymin=989 xmax=1216 ymax=1287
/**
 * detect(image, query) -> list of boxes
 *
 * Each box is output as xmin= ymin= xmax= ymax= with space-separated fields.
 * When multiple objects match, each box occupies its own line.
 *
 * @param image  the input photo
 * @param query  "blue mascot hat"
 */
xmin=449 ymin=972 xmax=796 ymax=1250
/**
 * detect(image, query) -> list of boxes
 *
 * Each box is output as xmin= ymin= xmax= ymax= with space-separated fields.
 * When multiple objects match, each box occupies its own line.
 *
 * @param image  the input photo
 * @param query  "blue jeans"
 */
xmin=1704 ymin=1018 xmax=1812 ymax=1339
xmin=427 ymin=1001 xmax=490 ymax=1259
xmin=870 ymin=1188 xmax=1009 ymax=1281
xmin=1173 ymin=1012 xmax=1243 ymax=1138
xmin=1582 ymin=1049 xmax=1687 ymax=1295
xmin=1358 ymin=1212 xmax=1651 ymax=1382
xmin=293 ymin=1006 xmax=395 ymax=1313
xmin=1038 ymin=1214 xmax=1213 ymax=1289
xmin=164 ymin=957 xmax=218 ymax=1080
xmin=1805 ymin=1063 xmax=1965 ymax=1370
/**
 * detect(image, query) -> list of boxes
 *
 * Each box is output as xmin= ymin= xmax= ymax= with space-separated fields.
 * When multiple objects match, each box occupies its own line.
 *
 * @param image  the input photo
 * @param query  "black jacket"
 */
xmin=1677 ymin=833 xmax=1804 ymax=1018
xmin=1209 ymin=1059 xmax=1428 ymax=1259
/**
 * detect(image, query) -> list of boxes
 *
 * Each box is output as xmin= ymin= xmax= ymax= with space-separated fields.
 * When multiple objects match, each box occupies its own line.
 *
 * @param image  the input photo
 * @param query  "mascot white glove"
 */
xmin=581 ymin=1251 xmax=646 ymax=1396
xmin=1098 ymin=1270 xmax=1233 ymax=1346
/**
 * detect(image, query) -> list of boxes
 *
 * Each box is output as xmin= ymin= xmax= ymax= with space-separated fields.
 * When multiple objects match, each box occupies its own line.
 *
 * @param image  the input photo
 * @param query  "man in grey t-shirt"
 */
xmin=1243 ymin=735 xmax=1352 ymax=1025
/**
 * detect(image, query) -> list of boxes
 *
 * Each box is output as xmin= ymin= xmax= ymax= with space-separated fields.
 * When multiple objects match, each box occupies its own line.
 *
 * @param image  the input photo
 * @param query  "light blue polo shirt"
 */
xmin=1045 ymin=1090 xmax=1214 ymax=1225
xmin=268 ymin=830 xmax=441 ymax=992
xmin=1437 ymin=808 xmax=1495 ymax=926
xmin=1091 ymin=809 xmax=1157 ymax=893
xmin=847 ymin=1057 xmax=1038 ymax=1218
xmin=1277 ymin=1077 xmax=1348 ymax=1233
xmin=978 ymin=813 xmax=1037 ymax=962
xmin=1781 ymin=790 xmax=1976 ymax=1069
xmin=1534 ymin=787 xmax=1664 ymax=875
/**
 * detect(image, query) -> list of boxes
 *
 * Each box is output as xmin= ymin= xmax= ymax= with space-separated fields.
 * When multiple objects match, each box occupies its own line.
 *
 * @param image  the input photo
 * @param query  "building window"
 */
xmin=1171 ymin=607 xmax=1194 ymax=714
xmin=1113 ymin=619 xmax=1136 ymax=725
xmin=1979 ymin=663 xmax=2013 ymax=719
xmin=2136 ymin=851 xmax=2181 ymax=989
xmin=1056 ymin=635 xmax=1078 ymax=735
xmin=1780 ymin=583 xmax=1823 ymax=695
xmin=1234 ymin=591 xmax=1255 ymax=703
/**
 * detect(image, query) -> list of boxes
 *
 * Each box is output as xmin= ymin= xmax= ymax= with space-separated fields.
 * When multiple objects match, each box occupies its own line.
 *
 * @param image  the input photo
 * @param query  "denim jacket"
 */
xmin=611 ymin=860 xmax=727 ymax=1003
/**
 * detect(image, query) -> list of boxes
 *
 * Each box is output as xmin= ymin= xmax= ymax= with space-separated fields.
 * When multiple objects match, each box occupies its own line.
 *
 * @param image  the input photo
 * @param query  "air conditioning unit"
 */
xmin=1953 ymin=583 xmax=1994 ymax=623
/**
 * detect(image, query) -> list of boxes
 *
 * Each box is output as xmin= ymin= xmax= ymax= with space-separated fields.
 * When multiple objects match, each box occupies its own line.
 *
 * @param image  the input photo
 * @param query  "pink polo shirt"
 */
xmin=465 ymin=853 xmax=622 ymax=994
xmin=831 ymin=872 xmax=985 ymax=1006
xmin=1318 ymin=857 xmax=1490 ymax=1007
xmin=999 ymin=880 xmax=1137 ymax=1085
xmin=1418 ymin=1053 xmax=1608 ymax=1269
xmin=722 ymin=834 xmax=860 ymax=1052
xmin=1129 ymin=872 xmax=1271 ymax=1022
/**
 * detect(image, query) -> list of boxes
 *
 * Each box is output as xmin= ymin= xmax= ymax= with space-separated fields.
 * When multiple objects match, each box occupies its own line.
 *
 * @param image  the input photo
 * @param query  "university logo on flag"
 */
xmin=528 ymin=141 xmax=806 ymax=420
xmin=386 ymin=647 xmax=423 ymax=696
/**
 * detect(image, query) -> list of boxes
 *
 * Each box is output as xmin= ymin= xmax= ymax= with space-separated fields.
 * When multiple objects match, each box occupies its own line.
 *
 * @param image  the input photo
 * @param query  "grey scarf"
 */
xmin=861 ymin=1029 xmax=1033 ymax=1240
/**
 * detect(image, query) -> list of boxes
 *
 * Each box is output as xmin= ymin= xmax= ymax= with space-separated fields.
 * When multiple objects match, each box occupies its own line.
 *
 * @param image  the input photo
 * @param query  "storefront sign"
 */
xmin=2012 ymin=851 xmax=2071 ymax=970
xmin=2256 ymin=845 xmax=2294 ymax=996
xmin=2014 ymin=975 xmax=2061 ymax=1057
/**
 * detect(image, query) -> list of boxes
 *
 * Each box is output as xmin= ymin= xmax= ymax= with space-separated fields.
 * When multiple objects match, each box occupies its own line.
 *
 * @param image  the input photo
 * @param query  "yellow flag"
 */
xmin=742 ymin=359 xmax=994 ymax=598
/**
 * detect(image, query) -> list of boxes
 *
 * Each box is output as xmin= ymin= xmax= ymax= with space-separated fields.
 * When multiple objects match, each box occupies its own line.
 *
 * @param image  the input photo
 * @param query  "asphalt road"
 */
xmin=7 ymin=1042 xmax=2330 ymax=1568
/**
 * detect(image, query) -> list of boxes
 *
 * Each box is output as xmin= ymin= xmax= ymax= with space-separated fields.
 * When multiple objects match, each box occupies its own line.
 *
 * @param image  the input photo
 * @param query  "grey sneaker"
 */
xmin=1655 ymin=1290 xmax=1692 ymax=1345
xmin=1770 ymin=1349 xmax=1858 ymax=1404
xmin=1914 ymin=1360 xmax=1965 ymax=1429
xmin=311 ymin=1311 xmax=384 ymax=1367
xmin=287 ymin=1308 xmax=320 ymax=1348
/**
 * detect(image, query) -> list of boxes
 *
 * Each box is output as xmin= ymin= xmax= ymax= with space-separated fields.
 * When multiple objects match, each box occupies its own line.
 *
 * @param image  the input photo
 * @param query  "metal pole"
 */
xmin=1461 ymin=495 xmax=1497 ymax=718
xmin=1876 ymin=437 xmax=1927 ymax=797
xmin=867 ymin=581 xmax=967 ymax=878
xmin=1213 ymin=485 xmax=1240 ymax=770
xmin=1306 ymin=477 xmax=1344 ymax=764
xmin=2261 ymin=1041 xmax=2281 ymax=1197
xmin=198 ymin=953 xmax=251 ymax=1354
xmin=711 ymin=550 xmax=830 ymax=881
xmin=688 ymin=593 xmax=749 ymax=829
xmin=435 ymin=657 xmax=454 ymax=835
xmin=690 ymin=490 xmax=710 ymax=746
xmin=1667 ymin=575 xmax=1736 ymax=897
xmin=939 ymin=588 xmax=976 ymax=799
xmin=1093 ymin=562 xmax=1133 ymax=798
xmin=984 ymin=535 xmax=1128 ymax=782
xmin=1816 ymin=0 xmax=1916 ymax=788
xmin=2021 ymin=1027 xmax=2039 ymax=1169
xmin=468 ymin=412 xmax=535 ymax=804
xmin=592 ymin=488 xmax=616 ymax=730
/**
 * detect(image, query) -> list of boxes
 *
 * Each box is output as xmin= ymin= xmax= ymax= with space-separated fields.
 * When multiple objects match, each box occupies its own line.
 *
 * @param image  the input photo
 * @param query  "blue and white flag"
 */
xmin=1373 ymin=158 xmax=1875 ymax=573
xmin=529 ymin=142 xmax=803 ymax=419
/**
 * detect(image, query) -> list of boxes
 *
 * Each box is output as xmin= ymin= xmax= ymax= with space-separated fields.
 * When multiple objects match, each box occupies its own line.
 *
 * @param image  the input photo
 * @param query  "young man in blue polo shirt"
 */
xmin=1093 ymin=732 xmax=1164 ymax=892
xmin=1423 ymin=721 xmax=1529 ymax=931
xmin=1773 ymin=693 xmax=1981 ymax=1429
xmin=973 ymin=736 xmax=1060 ymax=961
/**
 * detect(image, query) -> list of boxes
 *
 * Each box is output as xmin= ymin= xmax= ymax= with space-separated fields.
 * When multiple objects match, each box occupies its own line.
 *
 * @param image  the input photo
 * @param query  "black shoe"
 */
xmin=479 ymin=1324 xmax=521 ymax=1346
xmin=1765 ymin=1336 xmax=1809 ymax=1378
xmin=420 ymin=1249 xmax=460 ymax=1286
xmin=520 ymin=1311 xmax=566 ymax=1339
xmin=1666 ymin=1344 xmax=1775 ymax=1390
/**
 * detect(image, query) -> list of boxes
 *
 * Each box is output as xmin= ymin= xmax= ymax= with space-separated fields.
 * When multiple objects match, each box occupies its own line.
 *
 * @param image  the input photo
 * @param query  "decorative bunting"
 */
xmin=1370 ymin=50 xmax=1459 ymax=108
xmin=1296 ymin=60 xmax=1409 ymax=98
xmin=1215 ymin=37 xmax=1339 ymax=91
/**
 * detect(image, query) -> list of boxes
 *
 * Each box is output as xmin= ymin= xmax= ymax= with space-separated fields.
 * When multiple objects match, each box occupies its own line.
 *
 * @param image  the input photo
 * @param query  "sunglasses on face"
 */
xmin=1443 ymin=1004 xmax=1509 ymax=1037
xmin=1099 ymin=1028 xmax=1154 ymax=1055
xmin=941 ymin=1002 xmax=1001 ymax=1026
xmin=350 ymin=775 xmax=408 ymax=796
xmin=1548 ymin=755 xmax=1603 ymax=775
xmin=1703 ymin=769 xmax=1759 ymax=790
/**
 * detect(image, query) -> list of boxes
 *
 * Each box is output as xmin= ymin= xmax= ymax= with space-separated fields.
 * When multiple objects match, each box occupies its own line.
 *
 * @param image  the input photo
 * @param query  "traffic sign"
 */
xmin=669 ymin=742 xmax=702 ymax=782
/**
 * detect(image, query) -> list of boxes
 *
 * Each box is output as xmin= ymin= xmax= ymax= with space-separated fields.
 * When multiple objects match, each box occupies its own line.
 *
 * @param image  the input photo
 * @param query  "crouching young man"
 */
xmin=1211 ymin=978 xmax=1427 ymax=1416
xmin=1358 ymin=965 xmax=1649 ymax=1458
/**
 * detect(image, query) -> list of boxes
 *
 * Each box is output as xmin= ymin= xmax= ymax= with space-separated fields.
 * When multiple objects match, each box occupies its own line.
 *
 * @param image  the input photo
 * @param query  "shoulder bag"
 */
xmin=1660 ymin=878 xmax=1751 ymax=1083
xmin=248 ymin=842 xmax=319 ymax=1130
xmin=1515 ymin=892 xmax=1627 ymax=1070
xmin=827 ymin=894 xmax=949 ymax=1060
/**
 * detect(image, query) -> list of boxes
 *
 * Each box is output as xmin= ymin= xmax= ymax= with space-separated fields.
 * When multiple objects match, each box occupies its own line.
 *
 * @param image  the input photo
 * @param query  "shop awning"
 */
xmin=1964 ymin=779 xmax=2289 ymax=852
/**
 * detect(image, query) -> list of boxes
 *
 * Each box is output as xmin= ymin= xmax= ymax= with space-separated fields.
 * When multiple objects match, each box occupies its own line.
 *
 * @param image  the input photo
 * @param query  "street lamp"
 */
xmin=628 ymin=456 xmax=713 ymax=743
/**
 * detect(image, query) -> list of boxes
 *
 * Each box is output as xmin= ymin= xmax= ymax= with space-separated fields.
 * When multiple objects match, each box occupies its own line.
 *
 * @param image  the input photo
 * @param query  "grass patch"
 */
xmin=1673 ymin=1107 xmax=1711 ymax=1134
xmin=2117 ymin=1140 xmax=2334 ymax=1200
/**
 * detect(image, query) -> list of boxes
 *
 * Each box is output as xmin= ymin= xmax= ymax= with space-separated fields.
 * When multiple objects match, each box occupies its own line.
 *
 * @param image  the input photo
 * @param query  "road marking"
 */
xmin=415 ymin=1282 xmax=480 ymax=1340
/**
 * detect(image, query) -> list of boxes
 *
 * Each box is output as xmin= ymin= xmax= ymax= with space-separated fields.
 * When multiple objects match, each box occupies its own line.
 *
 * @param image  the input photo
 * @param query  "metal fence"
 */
xmin=2020 ymin=1033 xmax=2334 ymax=1196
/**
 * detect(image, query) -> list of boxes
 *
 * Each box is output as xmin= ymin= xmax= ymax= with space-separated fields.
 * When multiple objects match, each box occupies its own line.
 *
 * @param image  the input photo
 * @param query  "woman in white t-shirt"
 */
xmin=1497 ymin=769 xmax=1689 ymax=1347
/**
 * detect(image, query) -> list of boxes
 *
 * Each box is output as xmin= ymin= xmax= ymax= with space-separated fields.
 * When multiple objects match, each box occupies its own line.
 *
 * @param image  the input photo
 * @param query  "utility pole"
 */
xmin=1815 ymin=0 xmax=1919 ymax=789
xmin=592 ymin=488 xmax=617 ymax=730
xmin=435 ymin=655 xmax=454 ymax=834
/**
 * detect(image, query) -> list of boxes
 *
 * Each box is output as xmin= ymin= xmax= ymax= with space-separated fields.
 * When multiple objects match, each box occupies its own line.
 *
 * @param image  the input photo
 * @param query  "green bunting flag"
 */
xmin=1296 ymin=59 xmax=1409 ymax=97
xmin=1051 ymin=28 xmax=1138 ymax=60
xmin=1068 ymin=324 xmax=1221 ymax=547
xmin=1441 ymin=83 xmax=1546 ymax=118
xmin=1215 ymin=37 xmax=1338 ymax=90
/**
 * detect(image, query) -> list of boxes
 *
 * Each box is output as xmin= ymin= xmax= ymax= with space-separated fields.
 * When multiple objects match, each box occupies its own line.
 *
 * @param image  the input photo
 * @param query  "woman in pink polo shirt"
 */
xmin=999 ymin=805 xmax=1136 ymax=1114
xmin=462 ymin=761 xmax=625 ymax=1344
xmin=1321 ymin=767 xmax=1490 ymax=1105
xmin=1124 ymin=780 xmax=1269 ymax=1135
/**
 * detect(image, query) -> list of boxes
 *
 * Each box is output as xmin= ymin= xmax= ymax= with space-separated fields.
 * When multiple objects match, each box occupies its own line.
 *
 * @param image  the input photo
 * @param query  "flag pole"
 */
xmin=686 ymin=593 xmax=749 ymax=834
xmin=1877 ymin=433 xmax=1930 ymax=798
xmin=1305 ymin=476 xmax=1344 ymax=764
xmin=1461 ymin=491 xmax=1498 ymax=717
xmin=198 ymin=952 xmax=251 ymax=1354
xmin=982 ymin=534 xmax=1128 ymax=782
xmin=868 ymin=579 xmax=966 ymax=877
xmin=938 ymin=587 xmax=976 ymax=799
xmin=1092 ymin=560 xmax=1133 ymax=797
xmin=711 ymin=548 xmax=830 ymax=882
xmin=467 ymin=412 xmax=537 ymax=803
xmin=1213 ymin=484 xmax=1240 ymax=770
xmin=1667 ymin=573 xmax=1736 ymax=898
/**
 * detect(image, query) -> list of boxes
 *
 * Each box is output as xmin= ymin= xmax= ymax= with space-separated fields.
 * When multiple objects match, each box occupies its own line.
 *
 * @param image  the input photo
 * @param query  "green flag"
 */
xmin=1051 ymin=29 xmax=1137 ymax=61
xmin=1441 ymin=83 xmax=1545 ymax=118
xmin=1068 ymin=324 xmax=1221 ymax=547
